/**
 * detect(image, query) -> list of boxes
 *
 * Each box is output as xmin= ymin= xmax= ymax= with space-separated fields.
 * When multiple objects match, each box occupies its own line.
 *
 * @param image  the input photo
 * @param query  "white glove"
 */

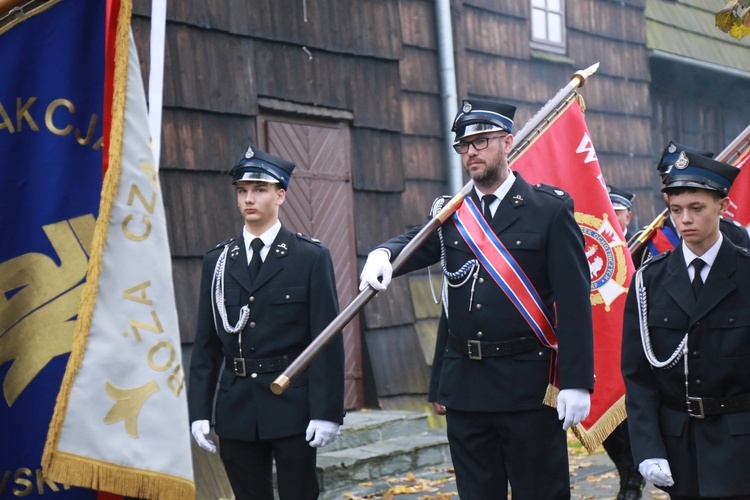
xmin=191 ymin=420 xmax=217 ymax=453
xmin=556 ymin=388 xmax=591 ymax=430
xmin=358 ymin=249 xmax=392 ymax=291
xmin=639 ymin=458 xmax=674 ymax=487
xmin=305 ymin=419 xmax=340 ymax=448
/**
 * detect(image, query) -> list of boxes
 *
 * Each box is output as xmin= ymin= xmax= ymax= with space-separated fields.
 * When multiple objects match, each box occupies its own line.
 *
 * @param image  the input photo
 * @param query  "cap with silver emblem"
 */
xmin=656 ymin=141 xmax=714 ymax=181
xmin=661 ymin=151 xmax=739 ymax=196
xmin=451 ymin=98 xmax=516 ymax=143
xmin=229 ymin=145 xmax=295 ymax=190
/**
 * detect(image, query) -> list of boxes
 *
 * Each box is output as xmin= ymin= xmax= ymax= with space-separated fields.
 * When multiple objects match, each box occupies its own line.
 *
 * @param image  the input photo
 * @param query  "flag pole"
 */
xmin=628 ymin=124 xmax=750 ymax=262
xmin=271 ymin=63 xmax=601 ymax=395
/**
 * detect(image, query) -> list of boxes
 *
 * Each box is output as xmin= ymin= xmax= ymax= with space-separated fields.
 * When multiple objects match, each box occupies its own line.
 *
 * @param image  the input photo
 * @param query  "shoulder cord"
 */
xmin=429 ymin=196 xmax=480 ymax=318
xmin=635 ymin=264 xmax=687 ymax=369
xmin=211 ymin=245 xmax=251 ymax=335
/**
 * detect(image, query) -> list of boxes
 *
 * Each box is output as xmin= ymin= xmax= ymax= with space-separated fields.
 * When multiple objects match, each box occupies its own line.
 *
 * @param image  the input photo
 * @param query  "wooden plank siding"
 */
xmin=130 ymin=0 xmax=750 ymax=428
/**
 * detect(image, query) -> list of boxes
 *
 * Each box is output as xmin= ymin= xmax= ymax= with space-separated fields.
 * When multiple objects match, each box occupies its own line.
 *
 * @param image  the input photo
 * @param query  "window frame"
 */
xmin=530 ymin=0 xmax=567 ymax=55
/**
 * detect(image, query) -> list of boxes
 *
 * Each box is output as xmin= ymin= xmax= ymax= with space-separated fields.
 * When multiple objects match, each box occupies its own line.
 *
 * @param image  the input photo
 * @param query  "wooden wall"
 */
xmin=131 ymin=0 xmax=750 ymax=416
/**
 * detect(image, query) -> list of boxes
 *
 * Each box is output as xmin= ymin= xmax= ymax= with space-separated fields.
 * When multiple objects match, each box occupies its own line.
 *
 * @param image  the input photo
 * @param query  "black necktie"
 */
xmin=482 ymin=194 xmax=497 ymax=223
xmin=249 ymin=238 xmax=264 ymax=282
xmin=691 ymin=258 xmax=706 ymax=299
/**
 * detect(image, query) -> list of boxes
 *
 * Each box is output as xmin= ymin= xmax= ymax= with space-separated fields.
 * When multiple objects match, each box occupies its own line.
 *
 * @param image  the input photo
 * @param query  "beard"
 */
xmin=466 ymin=160 xmax=505 ymax=189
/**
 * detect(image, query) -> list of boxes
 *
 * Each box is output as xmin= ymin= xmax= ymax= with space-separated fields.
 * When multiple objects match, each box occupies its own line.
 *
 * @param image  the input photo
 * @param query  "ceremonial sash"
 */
xmin=645 ymin=226 xmax=679 ymax=257
xmin=452 ymin=197 xmax=559 ymax=384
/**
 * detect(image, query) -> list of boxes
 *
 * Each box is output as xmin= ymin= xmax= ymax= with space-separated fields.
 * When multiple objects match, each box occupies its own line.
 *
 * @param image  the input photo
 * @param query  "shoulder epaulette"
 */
xmin=641 ymin=250 xmax=670 ymax=267
xmin=533 ymin=183 xmax=570 ymax=200
xmin=209 ymin=237 xmax=235 ymax=252
xmin=295 ymin=232 xmax=322 ymax=246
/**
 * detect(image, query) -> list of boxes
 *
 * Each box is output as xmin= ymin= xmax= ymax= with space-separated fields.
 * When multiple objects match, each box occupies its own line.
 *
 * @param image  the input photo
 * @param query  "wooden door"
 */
xmin=260 ymin=117 xmax=363 ymax=409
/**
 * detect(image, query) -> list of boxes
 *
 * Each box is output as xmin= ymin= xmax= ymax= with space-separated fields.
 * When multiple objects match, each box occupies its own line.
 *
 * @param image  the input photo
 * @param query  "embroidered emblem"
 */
xmin=244 ymin=146 xmax=254 ymax=159
xmin=576 ymin=212 xmax=629 ymax=309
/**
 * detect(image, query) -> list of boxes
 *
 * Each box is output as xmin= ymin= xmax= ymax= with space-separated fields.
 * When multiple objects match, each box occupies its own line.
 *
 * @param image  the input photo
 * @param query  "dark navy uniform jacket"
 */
xmin=188 ymin=226 xmax=344 ymax=441
xmin=622 ymin=237 xmax=750 ymax=497
xmin=381 ymin=173 xmax=594 ymax=412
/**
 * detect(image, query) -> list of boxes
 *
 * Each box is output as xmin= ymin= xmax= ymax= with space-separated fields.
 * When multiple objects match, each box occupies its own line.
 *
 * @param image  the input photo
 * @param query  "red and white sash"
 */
xmin=453 ymin=197 xmax=559 ymax=384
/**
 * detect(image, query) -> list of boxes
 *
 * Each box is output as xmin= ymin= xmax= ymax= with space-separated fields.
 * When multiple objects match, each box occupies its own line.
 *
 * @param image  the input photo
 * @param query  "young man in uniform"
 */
xmin=360 ymin=99 xmax=594 ymax=499
xmin=188 ymin=146 xmax=345 ymax=500
xmin=622 ymin=151 xmax=750 ymax=498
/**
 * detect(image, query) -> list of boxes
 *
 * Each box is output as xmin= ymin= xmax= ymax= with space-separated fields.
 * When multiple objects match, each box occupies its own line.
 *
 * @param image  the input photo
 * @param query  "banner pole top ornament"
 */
xmin=572 ymin=62 xmax=600 ymax=88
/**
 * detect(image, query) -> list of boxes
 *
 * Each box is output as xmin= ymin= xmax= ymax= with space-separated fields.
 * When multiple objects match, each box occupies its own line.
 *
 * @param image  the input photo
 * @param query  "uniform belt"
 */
xmin=227 ymin=355 xmax=289 ymax=377
xmin=446 ymin=334 xmax=539 ymax=360
xmin=662 ymin=392 xmax=750 ymax=419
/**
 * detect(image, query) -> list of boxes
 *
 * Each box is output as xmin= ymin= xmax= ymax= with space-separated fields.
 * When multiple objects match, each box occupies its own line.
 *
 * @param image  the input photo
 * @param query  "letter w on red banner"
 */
xmin=511 ymin=97 xmax=636 ymax=452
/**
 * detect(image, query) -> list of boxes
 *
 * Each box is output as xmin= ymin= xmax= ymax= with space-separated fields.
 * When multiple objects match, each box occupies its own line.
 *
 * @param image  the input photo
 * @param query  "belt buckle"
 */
xmin=687 ymin=396 xmax=705 ymax=419
xmin=233 ymin=358 xmax=247 ymax=377
xmin=467 ymin=340 xmax=482 ymax=360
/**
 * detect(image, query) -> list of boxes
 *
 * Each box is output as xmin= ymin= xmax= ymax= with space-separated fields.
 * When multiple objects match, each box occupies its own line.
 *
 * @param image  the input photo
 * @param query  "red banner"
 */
xmin=725 ymin=147 xmax=750 ymax=227
xmin=511 ymin=97 xmax=635 ymax=452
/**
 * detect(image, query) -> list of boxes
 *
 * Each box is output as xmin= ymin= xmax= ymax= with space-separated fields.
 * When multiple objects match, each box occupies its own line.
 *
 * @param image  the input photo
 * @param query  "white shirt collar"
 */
xmin=474 ymin=171 xmax=516 ymax=215
xmin=243 ymin=221 xmax=281 ymax=263
xmin=682 ymin=233 xmax=722 ymax=280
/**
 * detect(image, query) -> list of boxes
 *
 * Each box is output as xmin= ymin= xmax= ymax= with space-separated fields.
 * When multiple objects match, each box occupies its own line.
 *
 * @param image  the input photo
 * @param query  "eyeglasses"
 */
xmin=453 ymin=135 xmax=507 ymax=154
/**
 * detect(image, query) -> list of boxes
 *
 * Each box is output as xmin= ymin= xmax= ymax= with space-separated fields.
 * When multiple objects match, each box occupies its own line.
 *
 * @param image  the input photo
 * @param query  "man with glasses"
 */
xmin=359 ymin=98 xmax=594 ymax=498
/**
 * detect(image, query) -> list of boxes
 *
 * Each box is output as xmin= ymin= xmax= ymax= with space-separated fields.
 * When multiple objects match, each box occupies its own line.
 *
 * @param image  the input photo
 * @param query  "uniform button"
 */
xmin=249 ymin=347 xmax=256 ymax=353
xmin=249 ymin=322 xmax=256 ymax=328
xmin=729 ymin=317 xmax=736 ymax=324
xmin=476 ymin=304 xmax=483 ymax=310
xmin=695 ymin=379 xmax=702 ymax=386
xmin=478 ymin=278 xmax=484 ymax=284
xmin=251 ymin=373 xmax=258 ymax=378
xmin=695 ymin=321 xmax=701 ymax=327
xmin=663 ymin=317 xmax=669 ymax=323
xmin=516 ymin=240 xmax=521 ymax=246
xmin=538 ymin=351 xmax=544 ymax=356
xmin=477 ymin=331 xmax=483 ymax=338
xmin=453 ymin=241 xmax=459 ymax=246
xmin=692 ymin=351 xmax=700 ymax=358
xmin=249 ymin=296 xmax=255 ymax=302
xmin=285 ymin=294 xmax=291 ymax=300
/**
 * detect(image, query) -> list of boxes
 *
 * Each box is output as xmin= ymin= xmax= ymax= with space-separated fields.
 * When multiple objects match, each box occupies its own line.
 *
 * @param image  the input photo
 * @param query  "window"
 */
xmin=531 ymin=0 xmax=566 ymax=54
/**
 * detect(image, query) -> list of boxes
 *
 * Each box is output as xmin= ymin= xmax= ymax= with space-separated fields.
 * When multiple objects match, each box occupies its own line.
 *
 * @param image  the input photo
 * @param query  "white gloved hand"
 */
xmin=191 ymin=420 xmax=217 ymax=453
xmin=556 ymin=388 xmax=591 ymax=430
xmin=358 ymin=249 xmax=392 ymax=291
xmin=305 ymin=419 xmax=340 ymax=448
xmin=638 ymin=458 xmax=674 ymax=487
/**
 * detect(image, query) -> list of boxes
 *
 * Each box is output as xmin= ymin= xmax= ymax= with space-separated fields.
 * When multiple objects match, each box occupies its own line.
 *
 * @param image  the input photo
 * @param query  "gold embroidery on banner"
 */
xmin=0 ymin=215 xmax=95 ymax=406
xmin=104 ymin=380 xmax=159 ymax=438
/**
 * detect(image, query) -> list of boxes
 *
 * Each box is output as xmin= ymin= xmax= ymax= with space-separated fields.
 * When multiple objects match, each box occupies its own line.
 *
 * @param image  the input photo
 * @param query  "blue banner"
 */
xmin=1 ymin=0 xmax=105 ymax=497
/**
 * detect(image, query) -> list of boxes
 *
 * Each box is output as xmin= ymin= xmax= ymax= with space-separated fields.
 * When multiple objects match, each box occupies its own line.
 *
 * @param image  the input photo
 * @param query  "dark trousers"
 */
xmin=602 ymin=420 xmax=636 ymax=470
xmin=446 ymin=407 xmax=570 ymax=499
xmin=220 ymin=434 xmax=319 ymax=500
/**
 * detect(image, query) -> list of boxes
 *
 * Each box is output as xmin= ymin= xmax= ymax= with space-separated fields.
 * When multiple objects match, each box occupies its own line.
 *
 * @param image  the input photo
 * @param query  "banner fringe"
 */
xmin=41 ymin=0 xmax=131 ymax=475
xmin=543 ymin=387 xmax=627 ymax=454
xmin=573 ymin=396 xmax=627 ymax=454
xmin=47 ymin=453 xmax=194 ymax=500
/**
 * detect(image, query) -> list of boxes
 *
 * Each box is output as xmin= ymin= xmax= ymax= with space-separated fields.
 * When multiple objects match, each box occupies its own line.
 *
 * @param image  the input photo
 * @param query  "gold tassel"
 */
xmin=575 ymin=92 xmax=587 ymax=114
